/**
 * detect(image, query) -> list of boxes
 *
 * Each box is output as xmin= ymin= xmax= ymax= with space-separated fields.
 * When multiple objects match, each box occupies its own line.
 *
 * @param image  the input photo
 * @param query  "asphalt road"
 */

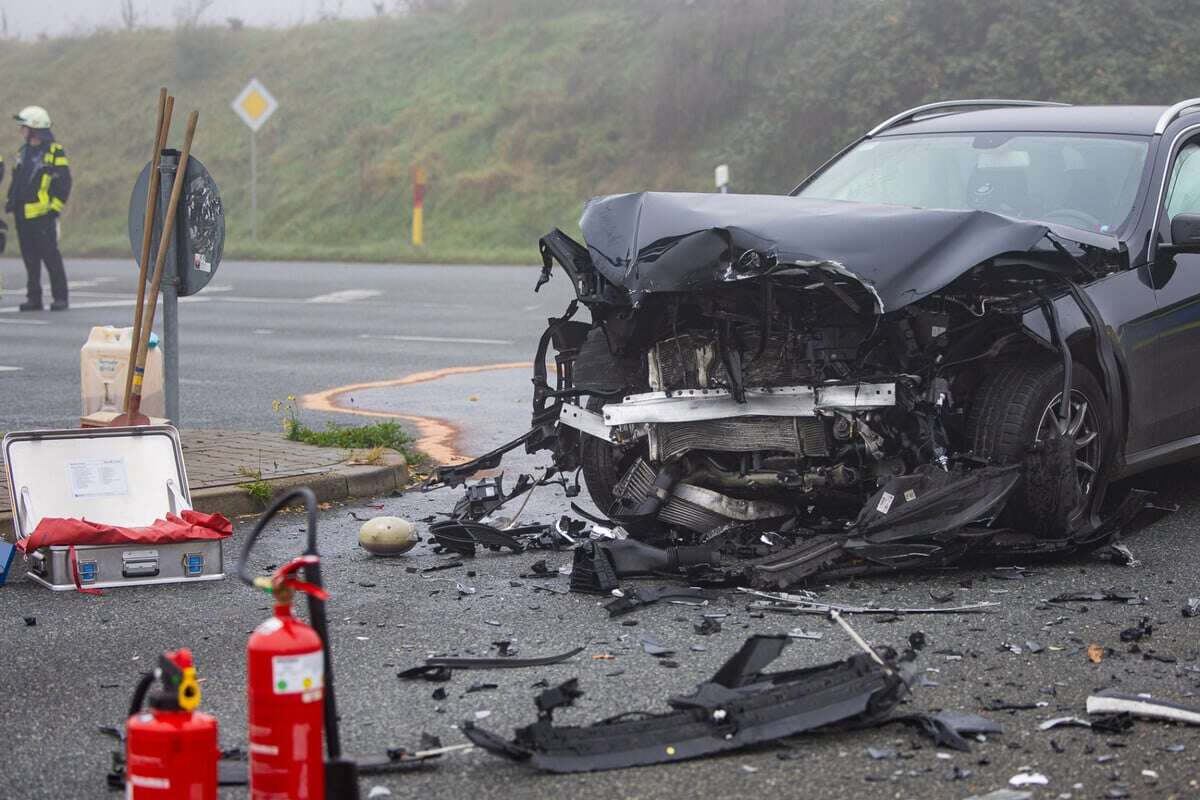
xmin=0 ymin=256 xmax=574 ymax=432
xmin=3 ymin=446 xmax=1200 ymax=800
xmin=3 ymin=259 xmax=1200 ymax=799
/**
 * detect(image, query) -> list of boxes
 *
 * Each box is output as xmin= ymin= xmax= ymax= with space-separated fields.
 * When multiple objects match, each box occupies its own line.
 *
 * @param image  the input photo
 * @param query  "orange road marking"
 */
xmin=300 ymin=362 xmax=533 ymax=465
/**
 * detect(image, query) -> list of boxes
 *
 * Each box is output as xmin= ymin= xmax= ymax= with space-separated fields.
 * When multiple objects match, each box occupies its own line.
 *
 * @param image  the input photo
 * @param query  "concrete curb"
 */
xmin=192 ymin=454 xmax=410 ymax=519
xmin=1 ymin=451 xmax=409 ymax=537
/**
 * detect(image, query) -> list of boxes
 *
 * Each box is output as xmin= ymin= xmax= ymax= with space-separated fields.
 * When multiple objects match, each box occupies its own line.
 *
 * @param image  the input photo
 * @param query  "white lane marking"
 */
xmin=0 ymin=366 xmax=22 ymax=372
xmin=203 ymin=284 xmax=234 ymax=292
xmin=252 ymin=328 xmax=274 ymax=335
xmin=307 ymin=289 xmax=383 ymax=303
xmin=70 ymin=287 xmax=229 ymax=298
xmin=0 ymin=298 xmax=213 ymax=312
xmin=59 ymin=299 xmax=146 ymax=309
xmin=0 ymin=293 xmax=368 ymax=308
xmin=357 ymin=333 xmax=513 ymax=345
xmin=0 ymin=318 xmax=49 ymax=325
xmin=0 ymin=297 xmax=214 ymax=311
xmin=413 ymin=302 xmax=473 ymax=311
xmin=67 ymin=277 xmax=118 ymax=288
xmin=196 ymin=296 xmax=349 ymax=305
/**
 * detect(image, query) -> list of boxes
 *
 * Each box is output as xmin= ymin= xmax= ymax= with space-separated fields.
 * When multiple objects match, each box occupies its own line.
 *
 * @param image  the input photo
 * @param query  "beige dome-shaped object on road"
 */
xmin=358 ymin=516 xmax=418 ymax=556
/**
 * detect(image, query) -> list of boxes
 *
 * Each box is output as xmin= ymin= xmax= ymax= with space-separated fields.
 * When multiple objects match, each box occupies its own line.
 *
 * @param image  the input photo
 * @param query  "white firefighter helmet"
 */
xmin=14 ymin=106 xmax=51 ymax=130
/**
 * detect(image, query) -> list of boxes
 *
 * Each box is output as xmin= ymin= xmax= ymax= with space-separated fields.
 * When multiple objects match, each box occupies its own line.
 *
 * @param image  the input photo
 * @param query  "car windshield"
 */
xmin=796 ymin=132 xmax=1150 ymax=234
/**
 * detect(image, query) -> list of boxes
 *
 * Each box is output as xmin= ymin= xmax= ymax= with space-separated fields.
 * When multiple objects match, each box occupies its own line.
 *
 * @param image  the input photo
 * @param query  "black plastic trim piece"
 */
xmin=423 ymin=646 xmax=585 ymax=670
xmin=464 ymin=636 xmax=909 ymax=773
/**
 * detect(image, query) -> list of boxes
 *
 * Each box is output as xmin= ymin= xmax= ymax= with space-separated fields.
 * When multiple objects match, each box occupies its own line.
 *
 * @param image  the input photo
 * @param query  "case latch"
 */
xmin=122 ymin=549 xmax=160 ymax=578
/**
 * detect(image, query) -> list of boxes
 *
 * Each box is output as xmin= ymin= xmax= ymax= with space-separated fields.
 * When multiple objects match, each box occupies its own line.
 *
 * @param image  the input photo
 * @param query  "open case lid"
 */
xmin=3 ymin=425 xmax=191 ymax=540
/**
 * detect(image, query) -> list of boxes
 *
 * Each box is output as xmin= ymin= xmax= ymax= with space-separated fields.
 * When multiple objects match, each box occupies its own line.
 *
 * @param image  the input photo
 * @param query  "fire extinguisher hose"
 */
xmin=236 ymin=487 xmax=344 ymax=763
xmin=128 ymin=670 xmax=157 ymax=717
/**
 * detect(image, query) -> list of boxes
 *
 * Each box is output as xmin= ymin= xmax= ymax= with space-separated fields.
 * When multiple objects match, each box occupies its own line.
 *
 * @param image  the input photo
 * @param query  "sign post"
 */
xmin=231 ymin=78 xmax=278 ymax=240
xmin=412 ymin=166 xmax=426 ymax=247
xmin=715 ymin=164 xmax=730 ymax=194
xmin=128 ymin=155 xmax=225 ymax=426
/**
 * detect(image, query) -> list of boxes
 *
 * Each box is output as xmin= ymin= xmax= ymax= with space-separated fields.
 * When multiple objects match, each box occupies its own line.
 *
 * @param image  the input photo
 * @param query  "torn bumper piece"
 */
xmin=423 ymin=430 xmax=542 ymax=489
xmin=429 ymin=519 xmax=548 ymax=556
xmin=462 ymin=634 xmax=910 ymax=773
xmin=566 ymin=465 xmax=1158 ymax=593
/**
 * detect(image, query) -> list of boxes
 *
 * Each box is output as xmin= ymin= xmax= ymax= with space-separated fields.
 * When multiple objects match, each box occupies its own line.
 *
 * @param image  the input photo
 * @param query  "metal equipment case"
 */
xmin=3 ymin=426 xmax=224 ymax=590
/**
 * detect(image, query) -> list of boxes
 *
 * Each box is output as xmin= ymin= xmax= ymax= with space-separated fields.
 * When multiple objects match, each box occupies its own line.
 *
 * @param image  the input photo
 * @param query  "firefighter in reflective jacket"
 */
xmin=6 ymin=106 xmax=71 ymax=311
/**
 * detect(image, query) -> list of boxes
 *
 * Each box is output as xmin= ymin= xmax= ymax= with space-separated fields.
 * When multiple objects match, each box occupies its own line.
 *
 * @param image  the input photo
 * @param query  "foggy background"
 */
xmin=0 ymin=0 xmax=1193 ymax=264
xmin=0 ymin=0 xmax=391 ymax=38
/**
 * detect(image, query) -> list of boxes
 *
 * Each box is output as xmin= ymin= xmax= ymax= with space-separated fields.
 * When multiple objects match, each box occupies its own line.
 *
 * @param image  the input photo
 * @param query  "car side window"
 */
xmin=1165 ymin=141 xmax=1200 ymax=222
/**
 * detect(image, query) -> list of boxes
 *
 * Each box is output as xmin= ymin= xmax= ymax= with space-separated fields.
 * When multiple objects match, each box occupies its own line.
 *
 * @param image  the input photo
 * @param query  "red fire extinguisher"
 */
xmin=125 ymin=648 xmax=219 ymax=799
xmin=239 ymin=487 xmax=360 ymax=800
xmin=247 ymin=554 xmax=329 ymax=799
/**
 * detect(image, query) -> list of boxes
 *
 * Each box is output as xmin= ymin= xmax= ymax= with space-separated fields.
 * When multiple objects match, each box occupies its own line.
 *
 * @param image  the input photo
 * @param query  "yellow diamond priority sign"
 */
xmin=232 ymin=78 xmax=278 ymax=132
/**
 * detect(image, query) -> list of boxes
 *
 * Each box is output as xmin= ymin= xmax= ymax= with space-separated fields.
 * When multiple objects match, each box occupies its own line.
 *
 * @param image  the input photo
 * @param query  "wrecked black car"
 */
xmin=435 ymin=99 xmax=1200 ymax=587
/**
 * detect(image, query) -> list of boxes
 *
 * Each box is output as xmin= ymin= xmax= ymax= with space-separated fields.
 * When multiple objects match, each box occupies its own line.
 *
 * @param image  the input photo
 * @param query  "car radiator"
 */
xmin=653 ymin=416 xmax=828 ymax=461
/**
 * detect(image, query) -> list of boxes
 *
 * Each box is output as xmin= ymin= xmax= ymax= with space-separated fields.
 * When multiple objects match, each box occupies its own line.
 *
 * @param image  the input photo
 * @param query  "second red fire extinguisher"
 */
xmin=239 ymin=486 xmax=360 ymax=800
xmin=246 ymin=554 xmax=329 ymax=799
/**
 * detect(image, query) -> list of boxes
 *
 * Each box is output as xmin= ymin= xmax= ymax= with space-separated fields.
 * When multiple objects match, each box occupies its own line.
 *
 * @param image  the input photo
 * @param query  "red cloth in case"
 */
xmin=16 ymin=510 xmax=232 ymax=554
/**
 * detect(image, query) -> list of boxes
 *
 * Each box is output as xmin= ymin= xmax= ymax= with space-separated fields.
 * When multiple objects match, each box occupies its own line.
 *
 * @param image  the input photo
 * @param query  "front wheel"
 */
xmin=580 ymin=397 xmax=645 ymax=516
xmin=965 ymin=358 xmax=1108 ymax=537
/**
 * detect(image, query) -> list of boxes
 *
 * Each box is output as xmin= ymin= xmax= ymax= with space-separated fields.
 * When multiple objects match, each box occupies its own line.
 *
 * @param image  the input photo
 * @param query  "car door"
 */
xmin=1148 ymin=136 xmax=1200 ymax=447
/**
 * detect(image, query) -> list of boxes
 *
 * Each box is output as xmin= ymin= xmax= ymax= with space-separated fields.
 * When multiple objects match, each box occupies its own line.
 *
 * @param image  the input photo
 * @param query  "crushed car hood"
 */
xmin=579 ymin=191 xmax=1112 ymax=311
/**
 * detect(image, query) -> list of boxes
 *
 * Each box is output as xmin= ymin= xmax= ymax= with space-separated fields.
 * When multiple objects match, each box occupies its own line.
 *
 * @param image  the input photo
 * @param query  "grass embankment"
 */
xmin=0 ymin=6 xmax=721 ymax=264
xmin=3 ymin=1 xmax=1197 ymax=264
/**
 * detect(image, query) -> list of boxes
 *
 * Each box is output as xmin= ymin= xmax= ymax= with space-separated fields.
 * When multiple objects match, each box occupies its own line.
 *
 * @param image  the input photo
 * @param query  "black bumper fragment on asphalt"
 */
xmin=604 ymin=585 xmax=724 ymax=617
xmin=429 ymin=519 xmax=535 ymax=556
xmin=422 ymin=646 xmax=585 ymax=670
xmin=462 ymin=634 xmax=910 ymax=773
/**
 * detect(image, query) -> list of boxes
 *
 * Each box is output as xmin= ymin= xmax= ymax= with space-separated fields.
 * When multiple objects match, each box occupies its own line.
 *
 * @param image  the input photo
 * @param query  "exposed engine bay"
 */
xmin=430 ymin=192 xmax=1158 ymax=589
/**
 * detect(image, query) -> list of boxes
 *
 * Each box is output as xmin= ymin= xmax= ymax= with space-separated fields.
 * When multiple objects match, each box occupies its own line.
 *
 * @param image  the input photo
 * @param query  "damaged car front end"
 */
xmin=432 ymin=105 xmax=1173 ymax=590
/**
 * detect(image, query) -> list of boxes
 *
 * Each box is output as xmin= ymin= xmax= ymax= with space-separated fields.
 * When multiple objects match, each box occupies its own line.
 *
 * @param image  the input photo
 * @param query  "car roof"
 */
xmin=875 ymin=105 xmax=1171 ymax=137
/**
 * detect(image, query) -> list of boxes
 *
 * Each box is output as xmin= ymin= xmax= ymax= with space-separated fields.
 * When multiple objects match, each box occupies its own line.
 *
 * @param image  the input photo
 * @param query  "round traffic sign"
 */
xmin=128 ymin=154 xmax=225 ymax=297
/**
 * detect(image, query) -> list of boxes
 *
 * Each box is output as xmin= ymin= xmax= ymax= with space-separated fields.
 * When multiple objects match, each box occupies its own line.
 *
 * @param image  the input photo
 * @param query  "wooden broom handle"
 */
xmin=130 ymin=110 xmax=199 ymax=401
xmin=123 ymin=89 xmax=172 ymax=411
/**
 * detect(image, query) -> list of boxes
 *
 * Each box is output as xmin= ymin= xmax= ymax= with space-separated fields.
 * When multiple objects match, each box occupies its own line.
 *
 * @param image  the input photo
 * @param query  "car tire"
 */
xmin=965 ymin=358 xmax=1109 ymax=537
xmin=580 ymin=397 xmax=638 ymax=516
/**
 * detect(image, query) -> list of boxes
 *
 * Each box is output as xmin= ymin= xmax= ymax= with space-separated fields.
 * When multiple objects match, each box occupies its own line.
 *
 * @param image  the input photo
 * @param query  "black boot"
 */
xmin=19 ymin=300 xmax=43 ymax=312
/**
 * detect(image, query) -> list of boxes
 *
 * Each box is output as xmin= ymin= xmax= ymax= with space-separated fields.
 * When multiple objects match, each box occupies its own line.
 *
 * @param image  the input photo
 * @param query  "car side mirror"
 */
xmin=1168 ymin=213 xmax=1200 ymax=253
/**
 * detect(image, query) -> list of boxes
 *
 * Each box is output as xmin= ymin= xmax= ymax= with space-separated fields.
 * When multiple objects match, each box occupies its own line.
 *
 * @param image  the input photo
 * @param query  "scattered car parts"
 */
xmin=1087 ymin=691 xmax=1200 ymax=726
xmin=462 ymin=634 xmax=913 ymax=773
xmin=887 ymin=710 xmax=1004 ymax=751
xmin=738 ymin=588 xmax=1000 ymax=615
xmin=604 ymin=586 xmax=724 ymax=617
xmin=422 ymin=646 xmax=585 ymax=670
